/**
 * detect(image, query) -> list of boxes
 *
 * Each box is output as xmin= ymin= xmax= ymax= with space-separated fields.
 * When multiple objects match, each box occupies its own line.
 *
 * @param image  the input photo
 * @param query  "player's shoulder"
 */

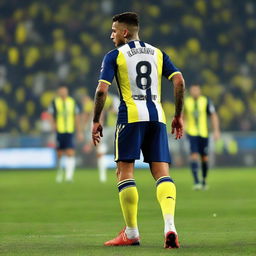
xmin=66 ymin=96 xmax=77 ymax=104
xmin=204 ymin=96 xmax=215 ymax=106
xmin=147 ymin=41 xmax=165 ymax=51
xmin=105 ymin=48 xmax=119 ymax=57
xmin=200 ymin=95 xmax=209 ymax=101
xmin=53 ymin=96 xmax=60 ymax=102
xmin=185 ymin=95 xmax=193 ymax=102
xmin=139 ymin=41 xmax=163 ymax=55
xmin=118 ymin=40 xmax=159 ymax=51
xmin=144 ymin=41 xmax=160 ymax=50
xmin=103 ymin=48 xmax=119 ymax=62
xmin=199 ymin=95 xmax=213 ymax=108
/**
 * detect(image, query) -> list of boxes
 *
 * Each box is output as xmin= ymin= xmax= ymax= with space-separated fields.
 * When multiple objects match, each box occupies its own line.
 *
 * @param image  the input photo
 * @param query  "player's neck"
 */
xmin=126 ymin=35 xmax=140 ymax=43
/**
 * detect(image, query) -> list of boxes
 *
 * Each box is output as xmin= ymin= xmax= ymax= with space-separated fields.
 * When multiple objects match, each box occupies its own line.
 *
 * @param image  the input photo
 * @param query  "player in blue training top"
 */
xmin=91 ymin=12 xmax=185 ymax=249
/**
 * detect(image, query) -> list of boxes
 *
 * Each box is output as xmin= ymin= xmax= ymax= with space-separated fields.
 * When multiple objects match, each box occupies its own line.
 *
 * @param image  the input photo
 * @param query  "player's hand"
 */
xmin=171 ymin=116 xmax=184 ymax=140
xmin=92 ymin=122 xmax=103 ymax=146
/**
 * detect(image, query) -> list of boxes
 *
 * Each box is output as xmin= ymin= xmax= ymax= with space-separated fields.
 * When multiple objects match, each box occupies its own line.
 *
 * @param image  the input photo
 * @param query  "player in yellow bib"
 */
xmin=91 ymin=12 xmax=185 ymax=248
xmin=184 ymin=84 xmax=220 ymax=190
xmin=48 ymin=86 xmax=83 ymax=182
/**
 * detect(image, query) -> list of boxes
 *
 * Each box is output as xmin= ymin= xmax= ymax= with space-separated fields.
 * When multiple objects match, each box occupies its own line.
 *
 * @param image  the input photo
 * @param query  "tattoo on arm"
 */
xmin=174 ymin=80 xmax=185 ymax=117
xmin=93 ymin=90 xmax=107 ymax=123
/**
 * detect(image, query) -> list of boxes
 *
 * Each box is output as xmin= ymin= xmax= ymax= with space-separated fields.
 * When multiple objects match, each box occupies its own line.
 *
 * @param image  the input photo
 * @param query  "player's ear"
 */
xmin=123 ymin=28 xmax=129 ymax=38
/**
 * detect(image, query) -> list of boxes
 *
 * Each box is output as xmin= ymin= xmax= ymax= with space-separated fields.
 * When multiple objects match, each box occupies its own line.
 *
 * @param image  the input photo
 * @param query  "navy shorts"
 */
xmin=114 ymin=122 xmax=171 ymax=163
xmin=187 ymin=135 xmax=209 ymax=156
xmin=56 ymin=133 xmax=75 ymax=150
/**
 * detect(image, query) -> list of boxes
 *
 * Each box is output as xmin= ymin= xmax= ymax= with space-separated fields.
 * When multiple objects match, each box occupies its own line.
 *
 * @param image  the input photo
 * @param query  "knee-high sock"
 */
xmin=65 ymin=156 xmax=75 ymax=181
xmin=118 ymin=179 xmax=139 ymax=238
xmin=156 ymin=176 xmax=177 ymax=234
xmin=97 ymin=155 xmax=107 ymax=182
xmin=201 ymin=161 xmax=208 ymax=185
xmin=190 ymin=161 xmax=199 ymax=184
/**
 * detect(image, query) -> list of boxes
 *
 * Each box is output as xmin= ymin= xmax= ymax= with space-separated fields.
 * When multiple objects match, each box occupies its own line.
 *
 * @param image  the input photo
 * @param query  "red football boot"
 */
xmin=104 ymin=228 xmax=140 ymax=246
xmin=164 ymin=231 xmax=180 ymax=249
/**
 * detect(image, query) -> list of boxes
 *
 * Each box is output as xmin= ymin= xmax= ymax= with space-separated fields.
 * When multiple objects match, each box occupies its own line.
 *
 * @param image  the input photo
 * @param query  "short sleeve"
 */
xmin=98 ymin=49 xmax=119 ymax=85
xmin=162 ymin=51 xmax=181 ymax=80
xmin=207 ymin=98 xmax=216 ymax=115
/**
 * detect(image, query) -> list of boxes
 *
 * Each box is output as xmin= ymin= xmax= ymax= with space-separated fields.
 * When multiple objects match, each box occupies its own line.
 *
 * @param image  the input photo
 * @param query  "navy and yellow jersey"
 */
xmin=48 ymin=96 xmax=80 ymax=134
xmin=98 ymin=40 xmax=181 ymax=124
xmin=184 ymin=95 xmax=215 ymax=138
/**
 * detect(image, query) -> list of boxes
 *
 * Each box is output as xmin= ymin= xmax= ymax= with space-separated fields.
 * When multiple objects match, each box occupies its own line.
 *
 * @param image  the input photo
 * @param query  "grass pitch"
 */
xmin=0 ymin=167 xmax=256 ymax=256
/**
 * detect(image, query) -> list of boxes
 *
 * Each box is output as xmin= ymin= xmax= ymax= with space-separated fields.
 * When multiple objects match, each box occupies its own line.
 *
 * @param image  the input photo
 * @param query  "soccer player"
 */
xmin=96 ymin=94 xmax=118 ymax=182
xmin=82 ymin=93 xmax=118 ymax=183
xmin=184 ymin=84 xmax=220 ymax=190
xmin=91 ymin=12 xmax=185 ymax=248
xmin=48 ymin=85 xmax=83 ymax=183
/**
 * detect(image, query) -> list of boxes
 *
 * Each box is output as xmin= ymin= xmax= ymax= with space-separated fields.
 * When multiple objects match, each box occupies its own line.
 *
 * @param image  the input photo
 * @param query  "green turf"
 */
xmin=0 ymin=167 xmax=256 ymax=256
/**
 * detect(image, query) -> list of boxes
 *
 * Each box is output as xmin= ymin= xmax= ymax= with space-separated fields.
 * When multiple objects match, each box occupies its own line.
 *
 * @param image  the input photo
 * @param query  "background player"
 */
xmin=48 ymin=85 xmax=83 ymax=183
xmin=91 ymin=12 xmax=185 ymax=248
xmin=82 ymin=93 xmax=118 ymax=182
xmin=95 ymin=93 xmax=118 ymax=182
xmin=184 ymin=84 xmax=220 ymax=190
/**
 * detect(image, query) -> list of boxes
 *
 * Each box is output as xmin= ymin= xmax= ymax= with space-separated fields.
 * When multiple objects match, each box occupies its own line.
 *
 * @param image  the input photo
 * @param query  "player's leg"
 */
xmin=105 ymin=161 xmax=140 ymax=246
xmin=96 ymin=143 xmax=107 ymax=183
xmin=117 ymin=161 xmax=139 ymax=237
xmin=188 ymin=135 xmax=201 ymax=189
xmin=62 ymin=133 xmax=76 ymax=182
xmin=56 ymin=133 xmax=65 ymax=183
xmin=143 ymin=122 xmax=179 ymax=248
xmin=201 ymin=155 xmax=209 ymax=189
xmin=199 ymin=137 xmax=210 ymax=189
xmin=104 ymin=123 xmax=141 ymax=246
xmin=65 ymin=148 xmax=76 ymax=182
xmin=150 ymin=162 xmax=179 ymax=247
xmin=56 ymin=149 xmax=65 ymax=183
xmin=190 ymin=152 xmax=201 ymax=189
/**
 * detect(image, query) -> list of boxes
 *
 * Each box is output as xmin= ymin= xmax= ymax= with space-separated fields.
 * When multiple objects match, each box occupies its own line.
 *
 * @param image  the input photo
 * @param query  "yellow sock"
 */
xmin=118 ymin=179 xmax=139 ymax=228
xmin=156 ymin=176 xmax=176 ymax=216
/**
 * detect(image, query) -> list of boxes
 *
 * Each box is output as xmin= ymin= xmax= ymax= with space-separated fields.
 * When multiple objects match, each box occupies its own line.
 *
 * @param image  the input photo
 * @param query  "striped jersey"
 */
xmin=184 ymin=95 xmax=215 ymax=138
xmin=98 ymin=40 xmax=181 ymax=124
xmin=48 ymin=96 xmax=80 ymax=133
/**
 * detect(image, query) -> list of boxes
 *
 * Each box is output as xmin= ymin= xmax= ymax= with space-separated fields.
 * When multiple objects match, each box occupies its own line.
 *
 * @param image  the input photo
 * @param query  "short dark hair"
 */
xmin=112 ymin=12 xmax=139 ymax=27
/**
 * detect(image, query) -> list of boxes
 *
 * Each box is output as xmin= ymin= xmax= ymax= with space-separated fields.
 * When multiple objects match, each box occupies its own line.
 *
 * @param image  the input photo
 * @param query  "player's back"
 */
xmin=99 ymin=40 xmax=180 ymax=125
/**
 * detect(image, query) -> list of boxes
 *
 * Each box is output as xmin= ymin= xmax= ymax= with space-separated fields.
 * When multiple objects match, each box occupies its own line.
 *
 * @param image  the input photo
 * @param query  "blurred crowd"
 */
xmin=0 ymin=0 xmax=255 ymax=134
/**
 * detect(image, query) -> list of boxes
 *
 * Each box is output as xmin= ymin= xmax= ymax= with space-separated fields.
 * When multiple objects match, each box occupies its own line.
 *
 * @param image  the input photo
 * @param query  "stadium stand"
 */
xmin=0 ymin=0 xmax=255 ymax=133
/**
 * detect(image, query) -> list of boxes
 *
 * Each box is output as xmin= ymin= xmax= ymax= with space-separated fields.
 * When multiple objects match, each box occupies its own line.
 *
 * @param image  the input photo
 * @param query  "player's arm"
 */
xmin=181 ymin=109 xmax=186 ymax=133
xmin=161 ymin=51 xmax=185 ymax=139
xmin=211 ymin=112 xmax=220 ymax=140
xmin=92 ymin=82 xmax=110 ymax=145
xmin=92 ymin=50 xmax=118 ymax=145
xmin=75 ymin=106 xmax=84 ymax=142
xmin=207 ymin=98 xmax=221 ymax=140
xmin=171 ymin=73 xmax=185 ymax=139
